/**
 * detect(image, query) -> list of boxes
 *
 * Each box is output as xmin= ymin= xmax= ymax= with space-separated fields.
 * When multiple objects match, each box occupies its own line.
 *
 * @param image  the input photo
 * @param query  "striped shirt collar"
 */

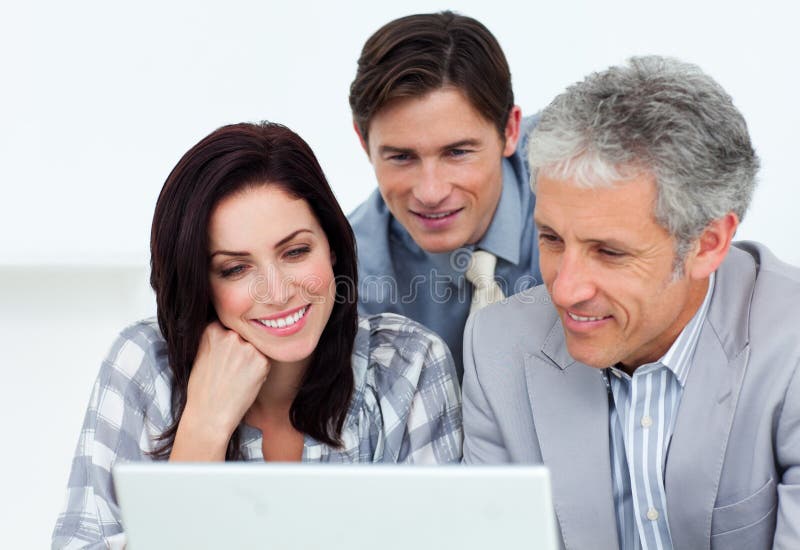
xmin=660 ymin=272 xmax=715 ymax=386
xmin=609 ymin=272 xmax=715 ymax=387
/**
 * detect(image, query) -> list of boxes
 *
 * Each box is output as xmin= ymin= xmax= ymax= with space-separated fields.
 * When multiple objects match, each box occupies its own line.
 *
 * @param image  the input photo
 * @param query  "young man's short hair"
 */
xmin=349 ymin=11 xmax=514 ymax=142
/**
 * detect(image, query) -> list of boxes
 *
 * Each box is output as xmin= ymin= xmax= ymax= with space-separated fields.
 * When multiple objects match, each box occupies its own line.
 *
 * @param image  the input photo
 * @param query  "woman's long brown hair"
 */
xmin=149 ymin=122 xmax=357 ymax=460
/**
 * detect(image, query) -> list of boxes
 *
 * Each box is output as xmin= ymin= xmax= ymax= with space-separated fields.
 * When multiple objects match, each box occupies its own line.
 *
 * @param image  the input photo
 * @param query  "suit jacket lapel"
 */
xmin=525 ymin=321 xmax=619 ymax=550
xmin=665 ymin=246 xmax=756 ymax=550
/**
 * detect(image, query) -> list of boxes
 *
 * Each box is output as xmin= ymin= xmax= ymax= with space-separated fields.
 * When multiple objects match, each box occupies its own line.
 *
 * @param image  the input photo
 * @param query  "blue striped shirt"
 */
xmin=605 ymin=274 xmax=715 ymax=550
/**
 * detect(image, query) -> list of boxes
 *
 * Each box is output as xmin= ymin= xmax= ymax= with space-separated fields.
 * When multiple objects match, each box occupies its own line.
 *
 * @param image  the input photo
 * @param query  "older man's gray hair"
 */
xmin=528 ymin=55 xmax=759 ymax=263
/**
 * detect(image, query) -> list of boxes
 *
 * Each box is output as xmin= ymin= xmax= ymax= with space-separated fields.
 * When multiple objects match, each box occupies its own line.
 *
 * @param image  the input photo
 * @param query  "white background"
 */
xmin=1 ymin=0 xmax=798 ymax=546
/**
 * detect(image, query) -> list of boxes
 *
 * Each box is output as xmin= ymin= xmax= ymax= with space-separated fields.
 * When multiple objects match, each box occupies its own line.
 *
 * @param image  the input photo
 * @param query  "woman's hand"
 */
xmin=170 ymin=322 xmax=269 ymax=461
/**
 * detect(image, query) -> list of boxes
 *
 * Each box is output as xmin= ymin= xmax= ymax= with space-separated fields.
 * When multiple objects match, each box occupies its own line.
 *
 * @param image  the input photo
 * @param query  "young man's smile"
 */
xmin=364 ymin=87 xmax=520 ymax=253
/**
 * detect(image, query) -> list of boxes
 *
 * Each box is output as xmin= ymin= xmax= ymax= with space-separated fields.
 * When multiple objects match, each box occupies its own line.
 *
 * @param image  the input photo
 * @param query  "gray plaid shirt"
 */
xmin=53 ymin=313 xmax=463 ymax=549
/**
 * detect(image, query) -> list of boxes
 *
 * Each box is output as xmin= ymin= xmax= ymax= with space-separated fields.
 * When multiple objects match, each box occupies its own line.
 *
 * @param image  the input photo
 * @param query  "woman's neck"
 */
xmin=245 ymin=360 xmax=308 ymax=462
xmin=248 ymin=358 xmax=308 ymax=421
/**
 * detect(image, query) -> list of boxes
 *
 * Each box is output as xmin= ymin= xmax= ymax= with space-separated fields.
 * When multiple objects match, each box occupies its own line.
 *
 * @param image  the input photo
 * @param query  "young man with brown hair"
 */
xmin=348 ymin=12 xmax=539 ymax=377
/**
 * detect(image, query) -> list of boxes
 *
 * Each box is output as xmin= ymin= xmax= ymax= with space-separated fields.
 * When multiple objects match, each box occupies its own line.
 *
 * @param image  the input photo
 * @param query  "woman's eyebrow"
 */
xmin=210 ymin=249 xmax=250 ymax=259
xmin=274 ymin=228 xmax=313 ymax=248
xmin=210 ymin=229 xmax=314 ymax=259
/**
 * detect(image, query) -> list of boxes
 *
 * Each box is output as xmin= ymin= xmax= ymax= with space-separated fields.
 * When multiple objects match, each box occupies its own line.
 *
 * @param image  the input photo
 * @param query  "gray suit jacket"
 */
xmin=462 ymin=242 xmax=800 ymax=550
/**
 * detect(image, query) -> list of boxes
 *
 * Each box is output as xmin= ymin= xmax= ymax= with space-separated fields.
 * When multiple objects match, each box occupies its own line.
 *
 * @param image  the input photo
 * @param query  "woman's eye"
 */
xmin=285 ymin=246 xmax=311 ymax=259
xmin=220 ymin=265 xmax=247 ymax=278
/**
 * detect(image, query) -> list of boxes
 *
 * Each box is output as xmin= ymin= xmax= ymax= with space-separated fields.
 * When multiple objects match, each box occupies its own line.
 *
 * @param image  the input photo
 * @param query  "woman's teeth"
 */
xmin=259 ymin=306 xmax=307 ymax=328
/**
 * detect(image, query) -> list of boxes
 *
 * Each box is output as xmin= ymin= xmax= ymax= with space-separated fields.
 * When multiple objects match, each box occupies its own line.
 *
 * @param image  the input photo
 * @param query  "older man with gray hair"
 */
xmin=462 ymin=56 xmax=799 ymax=550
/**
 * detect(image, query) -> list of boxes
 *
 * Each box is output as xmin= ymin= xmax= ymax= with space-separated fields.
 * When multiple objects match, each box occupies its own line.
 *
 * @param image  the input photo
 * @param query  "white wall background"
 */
xmin=1 ymin=0 xmax=798 ymax=546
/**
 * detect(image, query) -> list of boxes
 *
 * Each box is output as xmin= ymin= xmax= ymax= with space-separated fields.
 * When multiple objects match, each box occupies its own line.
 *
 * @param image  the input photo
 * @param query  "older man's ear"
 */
xmin=687 ymin=212 xmax=739 ymax=280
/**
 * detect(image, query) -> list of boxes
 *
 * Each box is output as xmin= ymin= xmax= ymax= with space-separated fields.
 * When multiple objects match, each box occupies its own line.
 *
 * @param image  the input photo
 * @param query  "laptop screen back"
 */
xmin=113 ymin=463 xmax=558 ymax=550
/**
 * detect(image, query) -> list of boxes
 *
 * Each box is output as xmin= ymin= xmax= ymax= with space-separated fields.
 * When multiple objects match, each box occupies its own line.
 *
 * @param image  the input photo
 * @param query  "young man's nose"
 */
xmin=411 ymin=162 xmax=452 ymax=207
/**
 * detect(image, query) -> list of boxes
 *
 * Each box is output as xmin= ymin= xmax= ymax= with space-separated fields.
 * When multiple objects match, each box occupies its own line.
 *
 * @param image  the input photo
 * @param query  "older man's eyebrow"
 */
xmin=534 ymin=221 xmax=558 ymax=233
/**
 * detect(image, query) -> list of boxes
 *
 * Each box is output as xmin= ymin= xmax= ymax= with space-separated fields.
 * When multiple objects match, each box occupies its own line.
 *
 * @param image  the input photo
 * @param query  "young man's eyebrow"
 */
xmin=440 ymin=138 xmax=481 ymax=151
xmin=378 ymin=145 xmax=414 ymax=155
xmin=377 ymin=138 xmax=482 ymax=157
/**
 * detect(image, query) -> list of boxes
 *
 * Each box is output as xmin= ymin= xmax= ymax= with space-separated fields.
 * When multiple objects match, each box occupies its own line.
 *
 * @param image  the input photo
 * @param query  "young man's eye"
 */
xmin=388 ymin=153 xmax=412 ymax=162
xmin=448 ymin=148 xmax=469 ymax=157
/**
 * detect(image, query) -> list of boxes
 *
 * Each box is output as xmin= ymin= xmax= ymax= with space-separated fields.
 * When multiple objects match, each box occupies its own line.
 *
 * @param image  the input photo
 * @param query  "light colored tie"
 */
xmin=465 ymin=250 xmax=506 ymax=314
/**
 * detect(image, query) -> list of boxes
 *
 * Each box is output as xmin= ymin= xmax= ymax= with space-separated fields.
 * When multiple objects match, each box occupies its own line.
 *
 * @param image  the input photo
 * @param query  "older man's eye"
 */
xmin=539 ymin=233 xmax=561 ymax=244
xmin=599 ymin=248 xmax=625 ymax=258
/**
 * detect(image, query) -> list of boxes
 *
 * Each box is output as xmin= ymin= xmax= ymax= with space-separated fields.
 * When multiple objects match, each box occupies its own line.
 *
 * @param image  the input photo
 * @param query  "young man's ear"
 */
xmin=502 ymin=105 xmax=523 ymax=157
xmin=687 ymin=212 xmax=739 ymax=279
xmin=353 ymin=120 xmax=369 ymax=156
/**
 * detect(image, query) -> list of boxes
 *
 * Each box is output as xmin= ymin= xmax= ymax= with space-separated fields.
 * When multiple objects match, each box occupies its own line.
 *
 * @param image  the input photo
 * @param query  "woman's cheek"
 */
xmin=213 ymin=278 xmax=254 ymax=318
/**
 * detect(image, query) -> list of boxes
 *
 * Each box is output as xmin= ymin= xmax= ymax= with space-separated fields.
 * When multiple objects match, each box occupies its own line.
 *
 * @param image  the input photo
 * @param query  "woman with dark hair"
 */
xmin=52 ymin=122 xmax=462 ymax=548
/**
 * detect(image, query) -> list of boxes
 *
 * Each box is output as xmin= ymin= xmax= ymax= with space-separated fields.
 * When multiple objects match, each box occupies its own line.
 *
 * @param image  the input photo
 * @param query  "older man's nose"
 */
xmin=549 ymin=251 xmax=597 ymax=309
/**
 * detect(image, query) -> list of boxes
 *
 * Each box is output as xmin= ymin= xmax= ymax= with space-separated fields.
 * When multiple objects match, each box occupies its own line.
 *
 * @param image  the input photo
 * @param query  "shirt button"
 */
xmin=641 ymin=416 xmax=653 ymax=428
xmin=646 ymin=507 xmax=659 ymax=521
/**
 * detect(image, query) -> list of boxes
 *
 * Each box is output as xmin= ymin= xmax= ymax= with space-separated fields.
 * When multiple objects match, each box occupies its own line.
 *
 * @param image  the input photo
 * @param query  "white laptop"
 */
xmin=113 ymin=463 xmax=559 ymax=550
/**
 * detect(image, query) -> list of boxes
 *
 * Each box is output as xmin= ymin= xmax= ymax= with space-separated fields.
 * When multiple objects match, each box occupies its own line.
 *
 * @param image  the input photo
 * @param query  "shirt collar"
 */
xmin=659 ymin=272 xmax=715 ymax=386
xmin=476 ymin=157 xmax=523 ymax=265
xmin=389 ymin=216 xmax=467 ymax=288
xmin=607 ymin=272 xmax=715 ymax=387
